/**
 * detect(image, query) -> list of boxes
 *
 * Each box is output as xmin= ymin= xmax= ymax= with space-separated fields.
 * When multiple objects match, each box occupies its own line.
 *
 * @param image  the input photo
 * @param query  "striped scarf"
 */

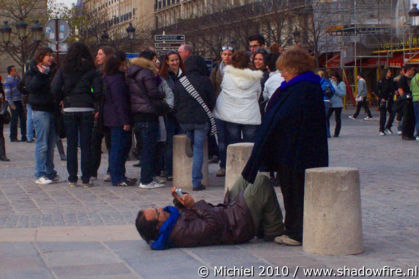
xmin=179 ymin=76 xmax=217 ymax=136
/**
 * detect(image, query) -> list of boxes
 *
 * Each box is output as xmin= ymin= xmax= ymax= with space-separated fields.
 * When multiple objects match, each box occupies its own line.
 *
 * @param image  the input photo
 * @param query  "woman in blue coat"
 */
xmin=242 ymin=47 xmax=328 ymax=246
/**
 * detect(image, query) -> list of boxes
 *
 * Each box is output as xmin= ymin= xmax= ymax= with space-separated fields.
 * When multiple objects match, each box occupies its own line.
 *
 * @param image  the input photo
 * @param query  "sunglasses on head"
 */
xmin=222 ymin=46 xmax=233 ymax=51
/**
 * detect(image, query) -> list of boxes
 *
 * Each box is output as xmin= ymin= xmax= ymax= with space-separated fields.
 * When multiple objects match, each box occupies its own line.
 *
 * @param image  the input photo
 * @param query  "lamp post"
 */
xmin=101 ymin=30 xmax=110 ymax=43
xmin=126 ymin=22 xmax=135 ymax=53
xmin=0 ymin=20 xmax=43 ymax=76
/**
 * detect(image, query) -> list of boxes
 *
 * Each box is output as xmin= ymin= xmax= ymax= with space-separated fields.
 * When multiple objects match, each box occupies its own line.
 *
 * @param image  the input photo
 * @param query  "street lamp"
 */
xmin=31 ymin=20 xmax=43 ymax=42
xmin=0 ymin=21 xmax=12 ymax=44
xmin=126 ymin=23 xmax=135 ymax=52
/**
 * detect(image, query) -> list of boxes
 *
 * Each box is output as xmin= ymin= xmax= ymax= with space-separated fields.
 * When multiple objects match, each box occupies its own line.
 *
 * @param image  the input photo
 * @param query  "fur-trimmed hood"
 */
xmin=127 ymin=57 xmax=158 ymax=78
xmin=224 ymin=65 xmax=263 ymax=90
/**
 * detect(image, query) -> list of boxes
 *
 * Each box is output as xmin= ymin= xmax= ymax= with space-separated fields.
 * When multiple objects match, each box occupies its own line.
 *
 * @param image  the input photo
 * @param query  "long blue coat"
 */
xmin=242 ymin=72 xmax=328 ymax=183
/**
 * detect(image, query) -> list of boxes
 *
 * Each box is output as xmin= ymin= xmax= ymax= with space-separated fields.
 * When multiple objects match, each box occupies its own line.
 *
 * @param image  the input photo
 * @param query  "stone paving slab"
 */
xmin=0 ymin=110 xmax=419 ymax=278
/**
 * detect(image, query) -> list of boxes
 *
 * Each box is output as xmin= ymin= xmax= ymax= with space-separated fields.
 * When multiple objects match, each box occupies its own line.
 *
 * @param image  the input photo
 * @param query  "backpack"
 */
xmin=324 ymin=83 xmax=334 ymax=99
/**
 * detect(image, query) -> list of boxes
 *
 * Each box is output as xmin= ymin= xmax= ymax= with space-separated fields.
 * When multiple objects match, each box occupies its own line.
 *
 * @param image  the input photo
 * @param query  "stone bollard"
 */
xmin=225 ymin=143 xmax=254 ymax=192
xmin=303 ymin=167 xmax=363 ymax=255
xmin=173 ymin=135 xmax=208 ymax=191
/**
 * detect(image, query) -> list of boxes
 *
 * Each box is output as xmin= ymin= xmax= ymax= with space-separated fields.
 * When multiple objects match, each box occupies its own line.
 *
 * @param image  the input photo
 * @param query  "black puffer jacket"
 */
xmin=51 ymin=67 xmax=102 ymax=109
xmin=24 ymin=61 xmax=55 ymax=112
xmin=127 ymin=58 xmax=165 ymax=121
xmin=174 ymin=55 xmax=216 ymax=125
xmin=376 ymin=77 xmax=395 ymax=101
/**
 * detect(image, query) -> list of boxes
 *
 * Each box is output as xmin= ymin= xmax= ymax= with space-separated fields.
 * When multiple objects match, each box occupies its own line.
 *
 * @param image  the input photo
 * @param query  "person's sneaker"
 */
xmin=185 ymin=137 xmax=193 ymax=157
xmin=139 ymin=181 xmax=165 ymax=189
xmin=82 ymin=182 xmax=92 ymax=188
xmin=363 ymin=116 xmax=374 ymax=120
xmin=397 ymin=130 xmax=402 ymax=135
xmin=216 ymin=168 xmax=226 ymax=177
xmin=115 ymin=182 xmax=128 ymax=187
xmin=104 ymin=174 xmax=111 ymax=182
xmin=402 ymin=136 xmax=415 ymax=141
xmin=68 ymin=182 xmax=77 ymax=187
xmin=193 ymin=184 xmax=206 ymax=191
xmin=35 ymin=177 xmax=53 ymax=185
xmin=125 ymin=177 xmax=138 ymax=185
xmin=91 ymin=176 xmax=97 ymax=181
xmin=384 ymin=128 xmax=393 ymax=135
xmin=379 ymin=131 xmax=385 ymax=136
xmin=348 ymin=115 xmax=356 ymax=120
xmin=51 ymin=175 xmax=61 ymax=183
xmin=154 ymin=176 xmax=167 ymax=184
xmin=274 ymin=235 xmax=302 ymax=246
xmin=416 ymin=136 xmax=419 ymax=141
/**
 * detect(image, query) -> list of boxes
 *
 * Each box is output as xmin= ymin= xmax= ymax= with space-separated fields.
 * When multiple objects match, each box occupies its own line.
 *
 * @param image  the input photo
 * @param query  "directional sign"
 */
xmin=154 ymin=43 xmax=182 ymax=48
xmin=154 ymin=34 xmax=185 ymax=41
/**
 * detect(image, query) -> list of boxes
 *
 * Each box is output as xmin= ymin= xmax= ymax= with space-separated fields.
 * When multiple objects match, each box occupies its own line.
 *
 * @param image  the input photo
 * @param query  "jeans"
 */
xmin=225 ymin=121 xmax=259 ymax=145
xmin=26 ymin=104 xmax=34 ymax=141
xmin=33 ymin=111 xmax=56 ymax=179
xmin=10 ymin=100 xmax=26 ymax=141
xmin=215 ymin=118 xmax=227 ymax=168
xmin=327 ymin=107 xmax=342 ymax=137
xmin=324 ymin=101 xmax=331 ymax=138
xmin=183 ymin=124 xmax=208 ymax=188
xmin=353 ymin=97 xmax=372 ymax=118
xmin=91 ymin=127 xmax=111 ymax=177
xmin=414 ymin=102 xmax=419 ymax=136
xmin=134 ymin=121 xmax=159 ymax=184
xmin=64 ymin=112 xmax=94 ymax=183
xmin=164 ymin=115 xmax=182 ymax=176
xmin=110 ymin=127 xmax=132 ymax=185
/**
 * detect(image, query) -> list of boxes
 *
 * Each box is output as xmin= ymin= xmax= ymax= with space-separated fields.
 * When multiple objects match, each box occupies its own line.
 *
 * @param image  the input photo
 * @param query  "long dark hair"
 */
xmin=331 ymin=71 xmax=342 ymax=83
xmin=104 ymin=50 xmax=126 ymax=75
xmin=63 ymin=42 xmax=95 ymax=74
xmin=159 ymin=50 xmax=185 ymax=79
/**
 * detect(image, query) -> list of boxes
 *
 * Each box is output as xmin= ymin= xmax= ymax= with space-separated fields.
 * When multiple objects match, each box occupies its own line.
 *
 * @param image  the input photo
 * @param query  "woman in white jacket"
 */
xmin=214 ymin=50 xmax=263 ymax=144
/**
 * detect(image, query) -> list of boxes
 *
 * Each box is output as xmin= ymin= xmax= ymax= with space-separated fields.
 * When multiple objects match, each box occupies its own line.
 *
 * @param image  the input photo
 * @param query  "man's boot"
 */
xmin=0 ymin=137 xmax=10 ymax=161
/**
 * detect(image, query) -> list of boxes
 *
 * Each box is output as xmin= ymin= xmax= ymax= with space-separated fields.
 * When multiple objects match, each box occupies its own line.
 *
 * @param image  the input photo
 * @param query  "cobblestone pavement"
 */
xmin=0 ymin=109 xmax=418 ymax=279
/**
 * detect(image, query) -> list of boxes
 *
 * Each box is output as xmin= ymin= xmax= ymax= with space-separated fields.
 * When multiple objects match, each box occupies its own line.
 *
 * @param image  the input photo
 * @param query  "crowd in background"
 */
xmin=0 ymin=33 xmax=418 ymax=191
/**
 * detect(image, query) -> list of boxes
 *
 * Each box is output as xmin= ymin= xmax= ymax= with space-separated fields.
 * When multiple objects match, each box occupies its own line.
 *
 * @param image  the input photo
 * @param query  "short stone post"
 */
xmin=173 ymin=134 xmax=208 ymax=190
xmin=303 ymin=167 xmax=363 ymax=255
xmin=225 ymin=143 xmax=254 ymax=192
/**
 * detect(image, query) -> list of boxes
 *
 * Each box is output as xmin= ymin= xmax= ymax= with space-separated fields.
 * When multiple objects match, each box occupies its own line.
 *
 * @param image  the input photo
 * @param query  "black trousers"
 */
xmin=378 ymin=100 xmax=396 ymax=132
xmin=402 ymin=99 xmax=415 ymax=138
xmin=0 ymin=116 xmax=6 ymax=158
xmin=353 ymin=97 xmax=372 ymax=118
xmin=91 ymin=126 xmax=111 ymax=177
xmin=327 ymin=107 xmax=342 ymax=137
xmin=277 ymin=165 xmax=305 ymax=242
xmin=10 ymin=101 xmax=26 ymax=141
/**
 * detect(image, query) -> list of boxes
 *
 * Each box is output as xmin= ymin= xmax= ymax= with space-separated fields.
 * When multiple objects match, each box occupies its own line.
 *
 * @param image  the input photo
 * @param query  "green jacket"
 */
xmin=410 ymin=73 xmax=419 ymax=102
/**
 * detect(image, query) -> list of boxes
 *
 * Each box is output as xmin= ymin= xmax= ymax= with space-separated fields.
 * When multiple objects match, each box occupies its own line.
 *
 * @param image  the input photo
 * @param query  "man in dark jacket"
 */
xmin=135 ymin=174 xmax=284 ymax=249
xmin=174 ymin=55 xmax=216 ymax=191
xmin=127 ymin=51 xmax=166 ymax=189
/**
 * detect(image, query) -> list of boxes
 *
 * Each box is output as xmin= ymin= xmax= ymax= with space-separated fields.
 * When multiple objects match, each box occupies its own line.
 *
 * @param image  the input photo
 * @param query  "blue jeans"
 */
xmin=414 ymin=101 xmax=419 ymax=136
xmin=164 ymin=115 xmax=182 ymax=176
xmin=134 ymin=121 xmax=159 ymax=184
xmin=32 ymin=111 xmax=56 ymax=179
xmin=110 ymin=127 xmax=132 ymax=185
xmin=64 ymin=112 xmax=94 ymax=183
xmin=183 ymin=124 xmax=208 ymax=188
xmin=225 ymin=121 xmax=259 ymax=144
xmin=215 ymin=118 xmax=227 ymax=168
xmin=26 ymin=104 xmax=34 ymax=141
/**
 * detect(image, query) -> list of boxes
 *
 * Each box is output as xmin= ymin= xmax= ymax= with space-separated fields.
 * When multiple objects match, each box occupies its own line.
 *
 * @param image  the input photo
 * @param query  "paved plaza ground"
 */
xmin=0 ymin=109 xmax=418 ymax=279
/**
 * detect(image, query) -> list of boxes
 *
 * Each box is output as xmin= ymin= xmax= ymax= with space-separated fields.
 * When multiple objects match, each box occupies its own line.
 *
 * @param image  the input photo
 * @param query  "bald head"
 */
xmin=178 ymin=44 xmax=193 ymax=61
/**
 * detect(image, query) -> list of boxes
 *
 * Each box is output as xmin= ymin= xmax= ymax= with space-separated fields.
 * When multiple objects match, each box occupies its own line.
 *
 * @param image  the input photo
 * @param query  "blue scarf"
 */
xmin=266 ymin=71 xmax=320 ymax=112
xmin=150 ymin=206 xmax=179 ymax=250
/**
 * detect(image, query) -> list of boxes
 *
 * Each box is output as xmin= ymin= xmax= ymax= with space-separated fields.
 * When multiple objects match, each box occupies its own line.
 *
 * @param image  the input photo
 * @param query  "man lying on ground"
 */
xmin=135 ymin=174 xmax=285 ymax=250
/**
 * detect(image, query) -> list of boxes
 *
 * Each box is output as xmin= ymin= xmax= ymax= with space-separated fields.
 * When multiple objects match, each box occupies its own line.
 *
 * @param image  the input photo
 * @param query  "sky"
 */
xmin=56 ymin=0 xmax=77 ymax=8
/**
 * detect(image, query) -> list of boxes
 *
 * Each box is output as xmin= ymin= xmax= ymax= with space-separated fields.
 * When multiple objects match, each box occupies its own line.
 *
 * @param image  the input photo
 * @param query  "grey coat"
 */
xmin=330 ymin=80 xmax=346 ymax=108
